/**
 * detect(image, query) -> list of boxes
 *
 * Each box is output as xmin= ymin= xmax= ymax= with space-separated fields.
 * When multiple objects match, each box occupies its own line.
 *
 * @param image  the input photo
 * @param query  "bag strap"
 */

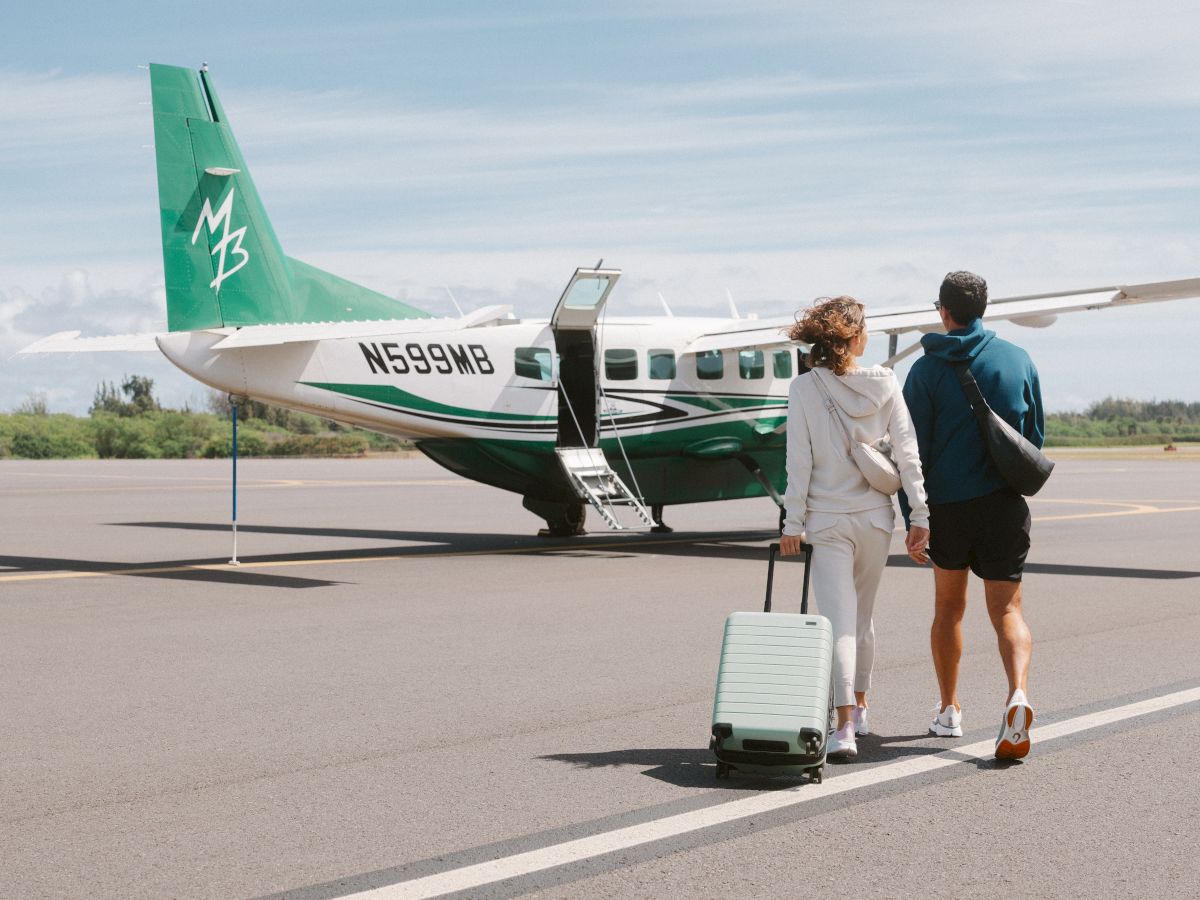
xmin=811 ymin=372 xmax=855 ymax=456
xmin=950 ymin=360 xmax=996 ymax=434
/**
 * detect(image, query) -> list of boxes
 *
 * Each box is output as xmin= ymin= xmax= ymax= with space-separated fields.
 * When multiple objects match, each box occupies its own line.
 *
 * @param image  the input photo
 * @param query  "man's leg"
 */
xmin=983 ymin=579 xmax=1031 ymax=700
xmin=932 ymin=565 xmax=969 ymax=712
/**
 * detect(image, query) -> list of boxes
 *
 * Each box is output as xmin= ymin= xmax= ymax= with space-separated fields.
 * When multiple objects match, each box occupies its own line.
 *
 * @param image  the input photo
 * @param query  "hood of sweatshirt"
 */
xmin=811 ymin=365 xmax=896 ymax=418
xmin=919 ymin=316 xmax=996 ymax=363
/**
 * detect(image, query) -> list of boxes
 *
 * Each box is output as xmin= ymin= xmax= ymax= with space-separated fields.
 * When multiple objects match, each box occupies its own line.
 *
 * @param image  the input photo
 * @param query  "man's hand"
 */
xmin=906 ymin=525 xmax=930 ymax=565
xmin=780 ymin=533 xmax=807 ymax=556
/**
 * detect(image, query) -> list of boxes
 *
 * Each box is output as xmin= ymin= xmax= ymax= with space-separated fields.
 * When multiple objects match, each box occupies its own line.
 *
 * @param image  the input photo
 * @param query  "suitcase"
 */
xmin=710 ymin=541 xmax=833 ymax=782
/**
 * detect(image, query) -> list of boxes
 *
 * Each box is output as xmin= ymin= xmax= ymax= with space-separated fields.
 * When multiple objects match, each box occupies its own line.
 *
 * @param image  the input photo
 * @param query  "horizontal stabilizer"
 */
xmin=208 ymin=305 xmax=517 ymax=349
xmin=19 ymin=331 xmax=164 ymax=354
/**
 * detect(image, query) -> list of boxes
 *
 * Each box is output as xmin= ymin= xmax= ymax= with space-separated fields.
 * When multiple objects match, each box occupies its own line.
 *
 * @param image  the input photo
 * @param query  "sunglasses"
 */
xmin=933 ymin=300 xmax=942 ymax=311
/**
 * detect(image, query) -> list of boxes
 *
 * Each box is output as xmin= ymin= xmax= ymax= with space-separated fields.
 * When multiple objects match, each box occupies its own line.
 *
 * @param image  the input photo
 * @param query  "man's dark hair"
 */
xmin=939 ymin=271 xmax=987 ymax=324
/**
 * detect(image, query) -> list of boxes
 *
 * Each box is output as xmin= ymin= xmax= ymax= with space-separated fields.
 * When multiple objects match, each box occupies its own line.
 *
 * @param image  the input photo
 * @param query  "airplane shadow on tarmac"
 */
xmin=0 ymin=551 xmax=343 ymax=589
xmin=114 ymin=521 xmax=1200 ymax=580
xmin=9 ymin=522 xmax=1193 ymax=589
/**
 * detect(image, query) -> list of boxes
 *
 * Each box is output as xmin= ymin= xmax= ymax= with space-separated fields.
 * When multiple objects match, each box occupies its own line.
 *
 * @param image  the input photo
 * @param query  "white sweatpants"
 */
xmin=806 ymin=509 xmax=893 ymax=708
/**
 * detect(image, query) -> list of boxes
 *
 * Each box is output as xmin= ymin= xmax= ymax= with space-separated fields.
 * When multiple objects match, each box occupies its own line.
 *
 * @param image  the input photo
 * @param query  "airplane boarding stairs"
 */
xmin=554 ymin=447 xmax=655 ymax=531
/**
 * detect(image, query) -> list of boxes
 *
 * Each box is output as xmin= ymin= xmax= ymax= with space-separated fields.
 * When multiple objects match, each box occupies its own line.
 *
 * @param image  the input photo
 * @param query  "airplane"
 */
xmin=22 ymin=63 xmax=1200 ymax=536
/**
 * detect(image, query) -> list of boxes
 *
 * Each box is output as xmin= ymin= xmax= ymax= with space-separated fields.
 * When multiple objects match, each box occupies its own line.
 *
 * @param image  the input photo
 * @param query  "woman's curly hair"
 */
xmin=787 ymin=296 xmax=865 ymax=376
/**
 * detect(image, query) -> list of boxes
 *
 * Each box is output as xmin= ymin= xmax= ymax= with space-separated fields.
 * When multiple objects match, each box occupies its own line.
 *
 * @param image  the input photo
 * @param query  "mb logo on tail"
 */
xmin=192 ymin=185 xmax=250 ymax=294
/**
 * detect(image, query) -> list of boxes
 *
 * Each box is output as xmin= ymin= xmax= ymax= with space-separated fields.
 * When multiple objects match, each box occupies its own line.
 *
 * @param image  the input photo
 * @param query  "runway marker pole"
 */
xmin=229 ymin=398 xmax=240 ymax=566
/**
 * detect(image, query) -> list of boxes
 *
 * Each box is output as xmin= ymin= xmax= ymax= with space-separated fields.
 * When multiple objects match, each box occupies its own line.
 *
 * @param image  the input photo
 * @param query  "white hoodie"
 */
xmin=783 ymin=365 xmax=929 ymax=535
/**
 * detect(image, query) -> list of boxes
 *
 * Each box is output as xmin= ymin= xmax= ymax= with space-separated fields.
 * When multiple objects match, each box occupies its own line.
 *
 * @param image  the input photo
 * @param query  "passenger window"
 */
xmin=514 ymin=347 xmax=551 ymax=381
xmin=648 ymin=349 xmax=676 ymax=380
xmin=773 ymin=350 xmax=793 ymax=379
xmin=696 ymin=350 xmax=724 ymax=380
xmin=739 ymin=350 xmax=765 ymax=379
xmin=604 ymin=348 xmax=638 ymax=380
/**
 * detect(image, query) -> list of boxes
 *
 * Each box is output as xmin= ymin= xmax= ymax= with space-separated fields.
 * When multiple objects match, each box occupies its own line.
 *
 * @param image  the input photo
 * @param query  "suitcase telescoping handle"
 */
xmin=765 ymin=542 xmax=813 ymax=614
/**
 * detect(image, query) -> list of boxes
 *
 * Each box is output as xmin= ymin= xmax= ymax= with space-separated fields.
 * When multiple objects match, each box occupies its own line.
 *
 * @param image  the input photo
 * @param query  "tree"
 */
xmin=122 ymin=375 xmax=159 ymax=415
xmin=90 ymin=375 xmax=161 ymax=417
xmin=15 ymin=393 xmax=49 ymax=415
xmin=90 ymin=381 xmax=126 ymax=416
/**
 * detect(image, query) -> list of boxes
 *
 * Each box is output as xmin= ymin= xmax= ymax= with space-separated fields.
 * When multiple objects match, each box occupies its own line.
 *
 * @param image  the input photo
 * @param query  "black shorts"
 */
xmin=928 ymin=489 xmax=1031 ymax=582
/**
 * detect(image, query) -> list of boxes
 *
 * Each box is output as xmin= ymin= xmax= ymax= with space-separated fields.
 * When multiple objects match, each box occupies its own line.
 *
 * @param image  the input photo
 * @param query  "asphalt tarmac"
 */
xmin=2 ymin=453 xmax=1198 ymax=899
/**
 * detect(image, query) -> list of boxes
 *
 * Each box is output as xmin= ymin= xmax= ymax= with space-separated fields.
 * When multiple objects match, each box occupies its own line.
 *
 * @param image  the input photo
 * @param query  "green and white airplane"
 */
xmin=23 ymin=64 xmax=1200 ymax=535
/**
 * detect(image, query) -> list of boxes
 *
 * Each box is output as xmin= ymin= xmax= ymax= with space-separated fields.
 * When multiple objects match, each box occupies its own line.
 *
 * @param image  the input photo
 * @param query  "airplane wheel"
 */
xmin=528 ymin=498 xmax=587 ymax=537
xmin=541 ymin=503 xmax=586 ymax=537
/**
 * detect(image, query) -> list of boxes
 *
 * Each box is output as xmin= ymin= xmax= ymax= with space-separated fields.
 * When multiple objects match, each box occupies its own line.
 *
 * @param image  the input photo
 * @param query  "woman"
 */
xmin=779 ymin=296 xmax=930 ymax=759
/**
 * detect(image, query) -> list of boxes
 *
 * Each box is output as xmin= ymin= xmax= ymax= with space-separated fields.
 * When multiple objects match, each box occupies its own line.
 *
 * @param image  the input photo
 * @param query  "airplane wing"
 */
xmin=684 ymin=321 xmax=795 ymax=355
xmin=867 ymin=276 xmax=1200 ymax=336
xmin=683 ymin=276 xmax=1200 ymax=356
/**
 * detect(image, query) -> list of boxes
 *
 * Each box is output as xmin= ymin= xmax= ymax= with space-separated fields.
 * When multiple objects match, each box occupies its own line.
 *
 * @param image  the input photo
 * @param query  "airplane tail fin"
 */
xmin=149 ymin=64 xmax=429 ymax=331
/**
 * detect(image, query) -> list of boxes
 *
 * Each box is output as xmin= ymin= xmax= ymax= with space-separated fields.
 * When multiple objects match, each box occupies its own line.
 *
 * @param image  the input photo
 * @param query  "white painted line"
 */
xmin=354 ymin=686 xmax=1200 ymax=900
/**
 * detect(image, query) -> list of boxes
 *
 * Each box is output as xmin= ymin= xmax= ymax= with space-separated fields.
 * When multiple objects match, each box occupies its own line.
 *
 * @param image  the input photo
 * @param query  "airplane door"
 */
xmin=550 ymin=267 xmax=621 ymax=448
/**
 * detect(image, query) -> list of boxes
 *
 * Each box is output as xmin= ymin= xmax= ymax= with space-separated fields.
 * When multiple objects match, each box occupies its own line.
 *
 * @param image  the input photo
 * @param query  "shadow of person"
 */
xmin=540 ymin=747 xmax=817 ymax=791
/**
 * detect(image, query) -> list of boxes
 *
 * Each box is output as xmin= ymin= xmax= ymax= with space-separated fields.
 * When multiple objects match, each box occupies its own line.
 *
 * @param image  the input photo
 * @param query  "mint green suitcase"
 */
xmin=710 ymin=542 xmax=833 ymax=782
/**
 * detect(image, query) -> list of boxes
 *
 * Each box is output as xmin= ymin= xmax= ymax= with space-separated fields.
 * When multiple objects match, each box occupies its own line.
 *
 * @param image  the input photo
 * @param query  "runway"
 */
xmin=2 ymin=455 xmax=1199 ymax=898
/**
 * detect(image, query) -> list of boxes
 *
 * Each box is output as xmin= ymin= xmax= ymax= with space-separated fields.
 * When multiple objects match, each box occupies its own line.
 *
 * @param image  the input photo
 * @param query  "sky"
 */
xmin=2 ymin=0 xmax=1199 ymax=414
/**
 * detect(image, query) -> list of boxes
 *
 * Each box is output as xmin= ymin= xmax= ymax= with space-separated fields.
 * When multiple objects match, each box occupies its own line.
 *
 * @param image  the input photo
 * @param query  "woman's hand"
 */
xmin=780 ymin=533 xmax=807 ymax=556
xmin=906 ymin=525 xmax=930 ymax=565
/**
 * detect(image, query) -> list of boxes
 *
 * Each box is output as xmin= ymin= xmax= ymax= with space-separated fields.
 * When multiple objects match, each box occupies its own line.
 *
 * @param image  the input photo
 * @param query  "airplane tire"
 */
xmin=526 ymin=497 xmax=587 ymax=537
xmin=546 ymin=502 xmax=586 ymax=536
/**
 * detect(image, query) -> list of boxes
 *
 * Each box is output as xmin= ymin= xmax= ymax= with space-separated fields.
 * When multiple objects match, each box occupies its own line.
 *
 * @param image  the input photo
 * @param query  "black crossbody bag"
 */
xmin=951 ymin=361 xmax=1054 ymax=496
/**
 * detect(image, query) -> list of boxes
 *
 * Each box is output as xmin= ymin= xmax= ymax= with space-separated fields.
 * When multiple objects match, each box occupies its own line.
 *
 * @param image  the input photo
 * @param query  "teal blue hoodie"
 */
xmin=901 ymin=318 xmax=1044 ymax=509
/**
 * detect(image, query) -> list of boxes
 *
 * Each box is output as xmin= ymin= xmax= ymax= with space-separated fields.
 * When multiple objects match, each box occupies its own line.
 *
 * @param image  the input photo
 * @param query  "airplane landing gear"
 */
xmin=524 ymin=497 xmax=587 ymax=537
xmin=650 ymin=504 xmax=673 ymax=533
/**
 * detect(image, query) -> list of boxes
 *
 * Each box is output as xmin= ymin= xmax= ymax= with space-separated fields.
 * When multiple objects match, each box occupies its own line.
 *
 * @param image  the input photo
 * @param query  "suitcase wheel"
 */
xmin=809 ymin=765 xmax=823 ymax=785
xmin=716 ymin=762 xmax=732 ymax=780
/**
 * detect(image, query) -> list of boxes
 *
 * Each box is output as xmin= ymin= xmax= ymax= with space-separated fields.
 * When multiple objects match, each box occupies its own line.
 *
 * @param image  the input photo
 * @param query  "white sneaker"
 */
xmin=852 ymin=705 xmax=870 ymax=736
xmin=827 ymin=722 xmax=858 ymax=758
xmin=929 ymin=702 xmax=963 ymax=737
xmin=995 ymin=689 xmax=1034 ymax=760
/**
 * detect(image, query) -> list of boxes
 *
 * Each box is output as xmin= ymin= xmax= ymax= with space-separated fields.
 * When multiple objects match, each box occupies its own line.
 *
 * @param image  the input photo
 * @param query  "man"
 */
xmin=901 ymin=271 xmax=1043 ymax=760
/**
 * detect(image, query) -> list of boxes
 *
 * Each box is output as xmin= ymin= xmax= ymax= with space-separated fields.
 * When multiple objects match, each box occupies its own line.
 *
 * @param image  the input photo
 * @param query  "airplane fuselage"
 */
xmin=157 ymin=316 xmax=794 ymax=508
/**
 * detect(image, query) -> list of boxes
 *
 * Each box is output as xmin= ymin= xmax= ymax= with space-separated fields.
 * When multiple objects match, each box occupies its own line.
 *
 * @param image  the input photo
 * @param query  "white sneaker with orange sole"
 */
xmin=995 ymin=689 xmax=1034 ymax=760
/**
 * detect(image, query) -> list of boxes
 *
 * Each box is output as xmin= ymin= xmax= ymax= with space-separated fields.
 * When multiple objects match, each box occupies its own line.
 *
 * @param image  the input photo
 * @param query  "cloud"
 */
xmin=2 ymin=4 xmax=1198 ymax=415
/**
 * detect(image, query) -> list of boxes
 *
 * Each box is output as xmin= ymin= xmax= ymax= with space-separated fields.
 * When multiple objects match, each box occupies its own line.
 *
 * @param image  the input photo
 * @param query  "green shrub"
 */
xmin=91 ymin=413 xmax=160 ymax=458
xmin=11 ymin=430 xmax=55 ymax=458
xmin=150 ymin=411 xmax=221 ymax=459
xmin=202 ymin=429 xmax=270 ymax=458
xmin=363 ymin=431 xmax=412 ymax=451
xmin=5 ymin=414 xmax=96 ymax=459
xmin=273 ymin=433 xmax=369 ymax=456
